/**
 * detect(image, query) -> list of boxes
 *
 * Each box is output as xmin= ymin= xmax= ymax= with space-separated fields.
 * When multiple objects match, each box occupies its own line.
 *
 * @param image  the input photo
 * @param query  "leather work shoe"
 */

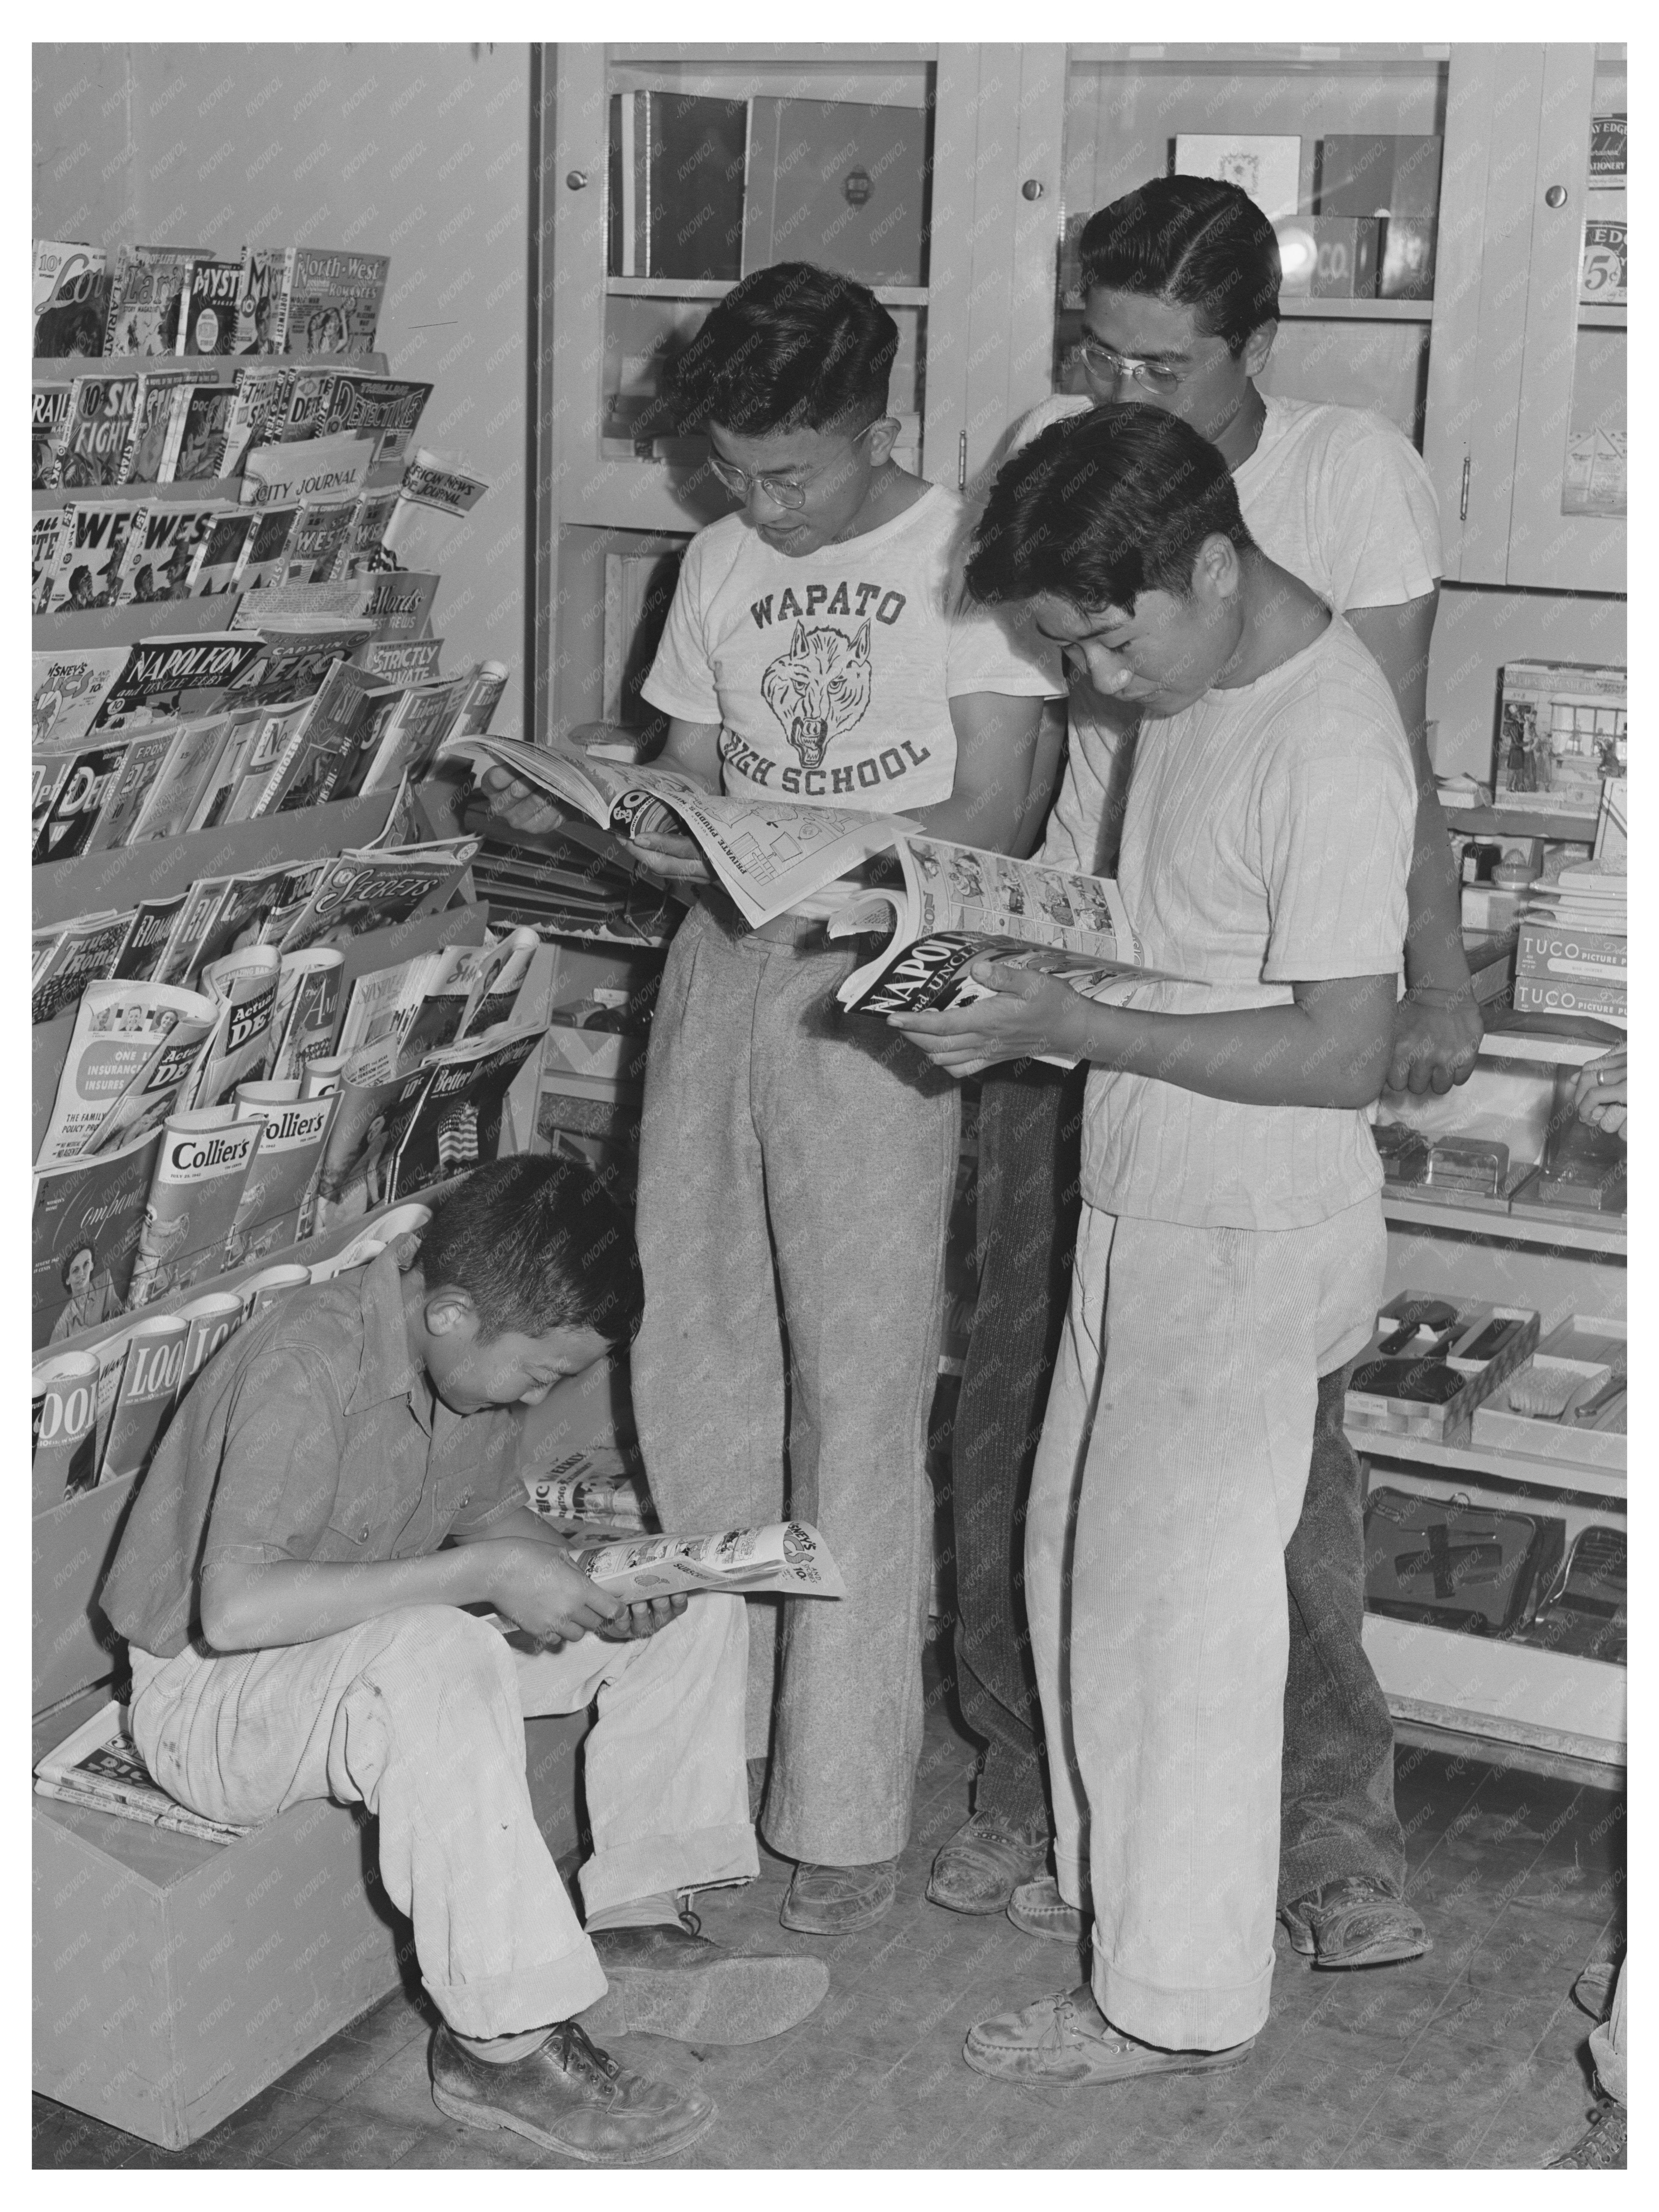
xmin=1007 ymin=1873 xmax=1088 ymax=1943
xmin=1280 ymin=1877 xmax=1430 ymax=1969
xmin=582 ymin=1914 xmax=829 ymax=2044
xmin=928 ymin=1811 xmax=1051 ymax=1916
xmin=779 ymin=1857 xmax=897 ymax=1933
xmin=964 ymin=1985 xmax=1255 ymax=2086
xmin=430 ymin=2019 xmax=715 ymax=2164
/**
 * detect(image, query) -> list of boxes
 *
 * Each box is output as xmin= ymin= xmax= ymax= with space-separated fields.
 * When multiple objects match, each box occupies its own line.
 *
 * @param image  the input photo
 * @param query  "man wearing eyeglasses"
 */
xmin=487 ymin=261 xmax=1062 ymax=1938
xmin=933 ymin=176 xmax=1460 ymax=1977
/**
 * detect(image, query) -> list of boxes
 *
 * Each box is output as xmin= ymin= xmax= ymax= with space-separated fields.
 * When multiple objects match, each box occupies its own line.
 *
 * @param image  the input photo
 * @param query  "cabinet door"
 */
xmin=1421 ymin=46 xmax=1545 ymax=585
xmin=1506 ymin=46 xmax=1626 ymax=592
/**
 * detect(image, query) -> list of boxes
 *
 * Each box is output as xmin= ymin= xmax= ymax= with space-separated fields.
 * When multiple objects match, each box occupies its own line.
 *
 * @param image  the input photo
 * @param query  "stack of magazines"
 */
xmin=34 ymin=1702 xmax=254 ymax=1844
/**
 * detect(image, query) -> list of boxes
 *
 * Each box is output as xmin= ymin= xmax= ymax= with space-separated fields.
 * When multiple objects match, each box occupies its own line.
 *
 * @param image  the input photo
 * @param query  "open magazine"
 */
xmin=829 ymin=834 xmax=1178 ymax=1067
xmin=575 ymin=1520 xmax=845 ymax=1602
xmin=439 ymin=733 xmax=913 ymax=930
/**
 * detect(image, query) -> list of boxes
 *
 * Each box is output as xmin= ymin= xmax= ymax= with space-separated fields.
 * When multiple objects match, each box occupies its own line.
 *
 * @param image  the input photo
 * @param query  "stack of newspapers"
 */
xmin=34 ymin=1702 xmax=254 ymax=1845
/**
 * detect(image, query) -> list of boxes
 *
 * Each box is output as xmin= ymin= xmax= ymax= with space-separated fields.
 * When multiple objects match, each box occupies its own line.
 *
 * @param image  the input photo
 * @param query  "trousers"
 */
xmin=129 ymin=1595 xmax=752 ymax=2040
xmin=632 ymin=898 xmax=958 ymax=1865
xmin=1026 ymin=1199 xmax=1387 ymax=2050
xmin=951 ymin=1063 xmax=1406 ymax=1903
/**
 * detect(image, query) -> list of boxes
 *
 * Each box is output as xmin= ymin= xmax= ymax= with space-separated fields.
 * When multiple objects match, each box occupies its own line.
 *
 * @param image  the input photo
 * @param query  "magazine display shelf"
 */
xmin=32 ymin=457 xmax=404 ymax=518
xmin=1351 ymin=1022 xmax=1626 ymax=1786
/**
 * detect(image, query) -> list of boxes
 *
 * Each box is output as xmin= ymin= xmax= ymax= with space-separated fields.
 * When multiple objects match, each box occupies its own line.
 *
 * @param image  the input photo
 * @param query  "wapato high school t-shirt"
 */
xmin=641 ymin=484 xmax=1062 ymax=812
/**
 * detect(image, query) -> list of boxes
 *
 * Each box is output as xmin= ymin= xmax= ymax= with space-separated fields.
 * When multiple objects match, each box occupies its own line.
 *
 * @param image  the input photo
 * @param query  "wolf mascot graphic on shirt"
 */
xmin=761 ymin=620 xmax=873 ymax=770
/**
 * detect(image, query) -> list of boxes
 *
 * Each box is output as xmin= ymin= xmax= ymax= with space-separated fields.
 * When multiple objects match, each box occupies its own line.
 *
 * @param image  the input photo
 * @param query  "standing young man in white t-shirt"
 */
xmin=896 ymin=403 xmax=1417 ymax=2081
xmin=932 ymin=178 xmax=1470 ymax=1970
xmin=487 ymin=264 xmax=1061 ymax=1936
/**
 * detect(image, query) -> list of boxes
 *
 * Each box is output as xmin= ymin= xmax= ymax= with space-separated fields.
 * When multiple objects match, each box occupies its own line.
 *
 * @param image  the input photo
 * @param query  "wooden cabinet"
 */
xmin=1426 ymin=44 xmax=1626 ymax=592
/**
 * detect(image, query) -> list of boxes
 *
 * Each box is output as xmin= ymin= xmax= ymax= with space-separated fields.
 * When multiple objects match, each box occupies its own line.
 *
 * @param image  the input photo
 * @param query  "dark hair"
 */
xmin=60 ymin=1242 xmax=95 ymax=1290
xmin=1080 ymin=176 xmax=1280 ymax=355
xmin=668 ymin=261 xmax=897 ymax=437
xmin=416 ymin=1154 xmax=643 ymax=1343
xmin=966 ymin=404 xmax=1255 ymax=614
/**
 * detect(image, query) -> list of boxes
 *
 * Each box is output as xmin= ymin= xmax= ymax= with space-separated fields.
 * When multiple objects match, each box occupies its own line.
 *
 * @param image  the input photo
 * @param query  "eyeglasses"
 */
xmin=707 ymin=420 xmax=882 ymax=509
xmin=1074 ymin=336 xmax=1184 ymax=395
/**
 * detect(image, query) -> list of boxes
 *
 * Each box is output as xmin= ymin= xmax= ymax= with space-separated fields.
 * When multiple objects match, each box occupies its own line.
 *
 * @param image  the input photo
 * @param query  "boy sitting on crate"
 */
xmin=101 ymin=1154 xmax=827 ymax=2166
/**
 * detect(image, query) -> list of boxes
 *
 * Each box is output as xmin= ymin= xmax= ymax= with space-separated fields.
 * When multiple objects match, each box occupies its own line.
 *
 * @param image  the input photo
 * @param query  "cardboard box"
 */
xmin=1345 ymin=1298 xmax=1540 ymax=1445
xmin=1472 ymin=1356 xmax=1625 ymax=1470
xmin=1512 ymin=975 xmax=1627 ymax=1021
xmin=34 ymin=1690 xmax=588 ymax=2148
xmin=1515 ymin=921 xmax=1628 ymax=983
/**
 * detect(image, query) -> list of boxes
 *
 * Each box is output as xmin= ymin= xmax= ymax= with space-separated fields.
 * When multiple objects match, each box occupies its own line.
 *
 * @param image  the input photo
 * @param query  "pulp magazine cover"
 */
xmin=47 ymin=372 xmax=143 ymax=489
xmin=36 ymin=979 xmax=217 ymax=1170
xmin=33 ymin=914 xmax=134 ymax=1028
xmin=32 ymin=240 xmax=109 ymax=357
xmin=33 ymin=380 xmax=74 ymax=488
xmin=829 ymin=834 xmax=1173 ymax=1062
xmin=32 ymin=644 xmax=129 ymax=748
xmin=176 ymin=255 xmax=246 ymax=355
xmin=35 ymin=1704 xmax=253 ymax=1844
xmin=283 ymin=249 xmax=390 ymax=354
xmin=85 ymin=632 xmax=266 ymax=731
xmin=575 ymin=1520 xmax=845 ymax=1602
xmin=442 ymin=732 xmax=913 ymax=929
xmin=39 ymin=491 xmax=152 ymax=613
xmin=267 ymin=946 xmax=346 ymax=1082
xmin=103 ymin=244 xmax=206 ymax=357
xmin=124 ymin=367 xmax=222 ymax=484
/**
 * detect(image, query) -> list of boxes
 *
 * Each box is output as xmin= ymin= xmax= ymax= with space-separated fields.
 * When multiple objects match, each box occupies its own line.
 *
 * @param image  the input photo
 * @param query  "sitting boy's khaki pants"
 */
xmin=129 ymin=1597 xmax=753 ymax=2040
xmin=1026 ymin=1198 xmax=1386 ymax=2052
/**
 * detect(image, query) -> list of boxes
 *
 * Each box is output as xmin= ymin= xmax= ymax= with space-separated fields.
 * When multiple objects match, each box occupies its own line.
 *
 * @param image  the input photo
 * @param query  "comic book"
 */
xmin=31 ymin=645 xmax=129 ymax=748
xmin=79 ymin=724 xmax=184 ymax=855
xmin=32 ymin=737 xmax=133 ymax=865
xmin=362 ymin=636 xmax=443 ymax=685
xmin=48 ymin=372 xmax=144 ymax=489
xmin=252 ymin=659 xmax=383 ymax=815
xmin=110 ymin=894 xmax=191 ymax=983
xmin=31 ymin=913 xmax=134 ymax=1028
xmin=36 ymin=979 xmax=216 ymax=1170
xmin=275 ymin=836 xmax=480 ymax=954
xmin=574 ymin=1520 xmax=845 ymax=1602
xmin=235 ymin=248 xmax=293 ymax=356
xmin=40 ymin=491 xmax=152 ymax=613
xmin=378 ymin=451 xmax=489 ymax=572
xmin=441 ymin=732 xmax=913 ymax=930
xmin=169 ymin=384 xmax=239 ymax=483
xmin=830 ymin=834 xmax=1172 ymax=1064
xmin=190 ymin=507 xmax=260 ymax=597
xmin=312 ymin=371 xmax=433 ymax=466
xmin=85 ymin=632 xmax=266 ymax=732
xmin=33 ymin=240 xmax=110 ymax=358
xmin=334 ymin=483 xmax=401 ymax=578
xmin=120 ymin=496 xmax=231 ymax=603
xmin=285 ymin=494 xmax=360 ymax=585
xmin=176 ymin=256 xmax=246 ymax=356
xmin=31 ymin=1125 xmax=164 ymax=1349
xmin=123 ymin=367 xmax=220 ymax=485
xmin=522 ymin=1448 xmax=652 ymax=1535
xmin=216 ymin=362 xmax=294 ymax=479
xmin=103 ymin=244 xmax=207 ymax=357
xmin=125 ymin=714 xmax=238 ymax=839
xmin=283 ymin=249 xmax=390 ymax=354
xmin=266 ymin=948 xmax=346 ymax=1083
xmin=228 ymin=499 xmax=303 ymax=592
xmin=224 ymin=1085 xmax=337 ymax=1263
xmin=225 ymin=623 xmax=374 ymax=708
xmin=32 ymin=509 xmax=70 ymax=612
xmin=33 ymin=379 xmax=75 ymax=488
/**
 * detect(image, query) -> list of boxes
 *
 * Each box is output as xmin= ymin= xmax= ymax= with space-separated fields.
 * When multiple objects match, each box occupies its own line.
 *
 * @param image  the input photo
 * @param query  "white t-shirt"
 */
xmin=641 ymin=483 xmax=1062 ymax=813
xmin=1083 ymin=618 xmax=1415 ymax=1231
xmin=1011 ymin=391 xmax=1442 ymax=872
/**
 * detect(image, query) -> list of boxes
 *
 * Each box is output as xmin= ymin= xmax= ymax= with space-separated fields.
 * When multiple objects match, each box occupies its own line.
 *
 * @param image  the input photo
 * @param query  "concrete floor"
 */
xmin=33 ymin=1627 xmax=1623 ymax=2171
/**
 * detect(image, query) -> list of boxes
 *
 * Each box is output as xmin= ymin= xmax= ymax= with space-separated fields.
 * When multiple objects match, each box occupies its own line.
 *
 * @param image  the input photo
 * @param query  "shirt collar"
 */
xmin=346 ymin=1249 xmax=434 ymax=1431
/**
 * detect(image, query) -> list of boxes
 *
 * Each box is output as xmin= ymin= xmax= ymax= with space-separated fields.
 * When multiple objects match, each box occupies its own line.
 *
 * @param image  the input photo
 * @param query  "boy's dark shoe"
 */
xmin=583 ymin=1915 xmax=829 ymax=2044
xmin=1280 ymin=1876 xmax=1429 ymax=1968
xmin=928 ymin=1811 xmax=1050 ymax=1915
xmin=1548 ymin=2101 xmax=1626 ymax=2169
xmin=780 ymin=1858 xmax=897 ymax=1933
xmin=1007 ymin=1873 xmax=1088 ymax=1943
xmin=963 ymin=1985 xmax=1255 ymax=2086
xmin=430 ymin=2020 xmax=715 ymax=2165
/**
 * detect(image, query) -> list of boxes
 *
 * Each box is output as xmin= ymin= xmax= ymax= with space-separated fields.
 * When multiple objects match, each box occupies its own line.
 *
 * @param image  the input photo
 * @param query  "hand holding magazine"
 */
xmin=830 ymin=834 xmax=1180 ymax=1067
xmin=439 ymin=732 xmax=914 ymax=929
xmin=574 ymin=1520 xmax=845 ymax=1602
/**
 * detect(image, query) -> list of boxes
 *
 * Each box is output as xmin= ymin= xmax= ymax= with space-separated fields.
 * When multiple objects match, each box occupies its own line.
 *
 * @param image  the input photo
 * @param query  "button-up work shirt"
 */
xmin=102 ymin=1253 xmax=525 ymax=1659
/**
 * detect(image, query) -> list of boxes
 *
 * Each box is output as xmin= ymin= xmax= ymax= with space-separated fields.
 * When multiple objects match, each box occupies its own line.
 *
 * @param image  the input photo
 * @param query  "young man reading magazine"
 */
xmin=934 ymin=177 xmax=1460 ymax=1968
xmin=100 ymin=1156 xmax=828 ymax=2165
xmin=488 ymin=262 xmax=1062 ymax=1934
xmin=892 ymin=405 xmax=1416 ymax=2082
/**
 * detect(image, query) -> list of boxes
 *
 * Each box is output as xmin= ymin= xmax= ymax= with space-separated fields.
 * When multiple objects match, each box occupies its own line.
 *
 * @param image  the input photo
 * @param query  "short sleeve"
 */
xmin=199 ymin=1348 xmax=349 ymax=1569
xmin=945 ymin=597 xmax=1065 ymax=701
xmin=639 ymin=538 xmax=721 ymax=725
xmin=1319 ymin=419 xmax=1443 ymax=612
xmin=1259 ymin=718 xmax=1415 ymax=983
